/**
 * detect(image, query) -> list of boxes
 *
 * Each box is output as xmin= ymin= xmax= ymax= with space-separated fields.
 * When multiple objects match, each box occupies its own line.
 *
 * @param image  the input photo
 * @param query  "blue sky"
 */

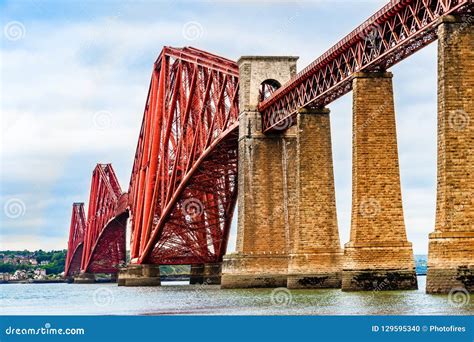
xmin=1 ymin=0 xmax=438 ymax=254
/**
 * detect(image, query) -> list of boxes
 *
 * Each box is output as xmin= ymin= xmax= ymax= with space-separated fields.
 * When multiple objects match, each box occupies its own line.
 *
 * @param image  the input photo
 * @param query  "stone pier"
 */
xmin=342 ymin=71 xmax=417 ymax=291
xmin=190 ymin=264 xmax=205 ymax=284
xmin=117 ymin=264 xmax=161 ymax=286
xmin=287 ymin=107 xmax=343 ymax=289
xmin=73 ymin=272 xmax=95 ymax=284
xmin=221 ymin=56 xmax=298 ymax=288
xmin=427 ymin=16 xmax=474 ymax=294
xmin=190 ymin=263 xmax=222 ymax=285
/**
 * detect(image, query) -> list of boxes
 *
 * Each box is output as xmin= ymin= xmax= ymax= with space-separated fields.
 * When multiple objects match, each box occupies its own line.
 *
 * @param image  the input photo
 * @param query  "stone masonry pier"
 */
xmin=287 ymin=107 xmax=343 ymax=289
xmin=190 ymin=263 xmax=222 ymax=285
xmin=221 ymin=56 xmax=298 ymax=288
xmin=427 ymin=16 xmax=474 ymax=294
xmin=342 ymin=71 xmax=417 ymax=291
xmin=117 ymin=264 xmax=161 ymax=286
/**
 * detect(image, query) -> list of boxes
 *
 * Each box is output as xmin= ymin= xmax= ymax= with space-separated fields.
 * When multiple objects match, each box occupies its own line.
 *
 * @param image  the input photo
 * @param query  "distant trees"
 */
xmin=0 ymin=250 xmax=67 ymax=275
xmin=0 ymin=263 xmax=18 ymax=273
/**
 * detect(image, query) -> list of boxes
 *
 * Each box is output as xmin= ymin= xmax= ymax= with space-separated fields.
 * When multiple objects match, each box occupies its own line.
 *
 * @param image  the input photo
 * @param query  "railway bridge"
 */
xmin=65 ymin=0 xmax=473 ymax=293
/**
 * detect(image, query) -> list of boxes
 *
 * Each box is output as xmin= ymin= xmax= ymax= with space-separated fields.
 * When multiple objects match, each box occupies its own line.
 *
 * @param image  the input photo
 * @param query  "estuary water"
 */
xmin=0 ymin=277 xmax=472 ymax=315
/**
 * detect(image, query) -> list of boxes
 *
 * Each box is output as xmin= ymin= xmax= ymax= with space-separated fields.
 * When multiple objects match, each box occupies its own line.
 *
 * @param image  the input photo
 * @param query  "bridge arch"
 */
xmin=80 ymin=164 xmax=127 ymax=274
xmin=83 ymin=210 xmax=128 ymax=273
xmin=259 ymin=79 xmax=281 ymax=102
xmin=65 ymin=243 xmax=83 ymax=277
xmin=64 ymin=203 xmax=86 ymax=277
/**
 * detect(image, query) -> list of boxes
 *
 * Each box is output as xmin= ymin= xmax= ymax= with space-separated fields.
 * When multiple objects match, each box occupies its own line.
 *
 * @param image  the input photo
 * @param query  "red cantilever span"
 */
xmin=64 ymin=203 xmax=86 ymax=277
xmin=128 ymin=47 xmax=239 ymax=265
xmin=80 ymin=164 xmax=128 ymax=274
xmin=259 ymin=0 xmax=472 ymax=132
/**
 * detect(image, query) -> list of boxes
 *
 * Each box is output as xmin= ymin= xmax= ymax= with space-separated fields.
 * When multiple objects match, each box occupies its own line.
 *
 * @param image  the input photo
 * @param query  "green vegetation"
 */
xmin=0 ymin=250 xmax=66 ymax=275
xmin=0 ymin=250 xmax=190 ymax=276
xmin=125 ymin=250 xmax=190 ymax=275
xmin=160 ymin=265 xmax=190 ymax=275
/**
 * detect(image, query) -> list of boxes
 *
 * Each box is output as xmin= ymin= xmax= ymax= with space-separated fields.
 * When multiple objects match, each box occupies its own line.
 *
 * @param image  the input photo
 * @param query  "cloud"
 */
xmin=0 ymin=235 xmax=67 ymax=251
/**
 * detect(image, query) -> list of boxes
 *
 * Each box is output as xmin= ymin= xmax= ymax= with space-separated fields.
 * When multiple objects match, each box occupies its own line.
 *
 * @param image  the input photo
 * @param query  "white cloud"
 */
xmin=0 ymin=235 xmax=67 ymax=251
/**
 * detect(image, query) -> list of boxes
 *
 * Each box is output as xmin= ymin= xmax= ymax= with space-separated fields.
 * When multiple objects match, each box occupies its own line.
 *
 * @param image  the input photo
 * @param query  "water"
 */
xmin=0 ymin=277 xmax=472 ymax=315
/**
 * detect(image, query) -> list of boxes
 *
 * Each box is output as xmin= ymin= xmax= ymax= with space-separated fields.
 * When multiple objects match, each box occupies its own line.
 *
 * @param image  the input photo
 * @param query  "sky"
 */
xmin=0 ymin=0 xmax=439 ymax=254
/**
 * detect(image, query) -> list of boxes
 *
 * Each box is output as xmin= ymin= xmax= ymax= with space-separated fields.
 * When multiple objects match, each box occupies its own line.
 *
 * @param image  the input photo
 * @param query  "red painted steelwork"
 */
xmin=259 ymin=0 xmax=472 ymax=132
xmin=81 ymin=164 xmax=128 ymax=273
xmin=128 ymin=47 xmax=239 ymax=265
xmin=64 ymin=203 xmax=86 ymax=277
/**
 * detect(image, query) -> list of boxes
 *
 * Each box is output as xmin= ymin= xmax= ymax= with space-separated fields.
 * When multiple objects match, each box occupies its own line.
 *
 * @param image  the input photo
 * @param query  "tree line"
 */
xmin=0 ymin=250 xmax=66 ymax=275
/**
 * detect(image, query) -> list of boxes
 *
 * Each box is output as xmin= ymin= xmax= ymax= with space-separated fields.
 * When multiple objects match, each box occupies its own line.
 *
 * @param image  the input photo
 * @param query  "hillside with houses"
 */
xmin=0 ymin=250 xmax=66 ymax=282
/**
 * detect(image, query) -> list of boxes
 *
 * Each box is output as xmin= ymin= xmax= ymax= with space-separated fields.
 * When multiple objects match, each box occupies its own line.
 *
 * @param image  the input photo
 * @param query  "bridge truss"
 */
xmin=80 ymin=164 xmax=128 ymax=273
xmin=64 ymin=203 xmax=86 ymax=277
xmin=128 ymin=47 xmax=240 ymax=265
xmin=259 ymin=0 xmax=472 ymax=132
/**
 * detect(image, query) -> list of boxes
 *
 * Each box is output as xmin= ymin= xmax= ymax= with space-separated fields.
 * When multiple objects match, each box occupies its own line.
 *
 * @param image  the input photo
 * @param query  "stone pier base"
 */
xmin=287 ymin=253 xmax=342 ymax=289
xmin=287 ymin=272 xmax=341 ymax=289
xmin=74 ymin=273 xmax=95 ymax=284
xmin=342 ymin=245 xmax=417 ymax=291
xmin=117 ymin=264 xmax=161 ymax=286
xmin=190 ymin=264 xmax=205 ymax=285
xmin=427 ymin=232 xmax=474 ymax=293
xmin=427 ymin=267 xmax=474 ymax=294
xmin=342 ymin=269 xmax=418 ymax=291
xmin=190 ymin=263 xmax=222 ymax=285
xmin=221 ymin=254 xmax=288 ymax=288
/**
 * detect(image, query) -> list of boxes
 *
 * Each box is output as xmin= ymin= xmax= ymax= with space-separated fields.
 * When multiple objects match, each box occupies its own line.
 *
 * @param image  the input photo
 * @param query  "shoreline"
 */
xmin=1 ymin=275 xmax=428 ymax=284
xmin=0 ymin=275 xmax=192 ymax=284
xmin=0 ymin=279 xmax=68 ymax=284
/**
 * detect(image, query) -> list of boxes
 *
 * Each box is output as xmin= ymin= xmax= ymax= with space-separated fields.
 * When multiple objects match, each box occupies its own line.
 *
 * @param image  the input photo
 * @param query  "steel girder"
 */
xmin=259 ymin=0 xmax=472 ymax=132
xmin=64 ymin=203 xmax=86 ymax=277
xmin=80 ymin=164 xmax=128 ymax=273
xmin=128 ymin=47 xmax=239 ymax=265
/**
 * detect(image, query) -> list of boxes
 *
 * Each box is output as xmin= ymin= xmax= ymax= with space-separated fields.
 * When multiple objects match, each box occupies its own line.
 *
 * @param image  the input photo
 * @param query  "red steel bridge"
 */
xmin=65 ymin=0 xmax=472 ymax=276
